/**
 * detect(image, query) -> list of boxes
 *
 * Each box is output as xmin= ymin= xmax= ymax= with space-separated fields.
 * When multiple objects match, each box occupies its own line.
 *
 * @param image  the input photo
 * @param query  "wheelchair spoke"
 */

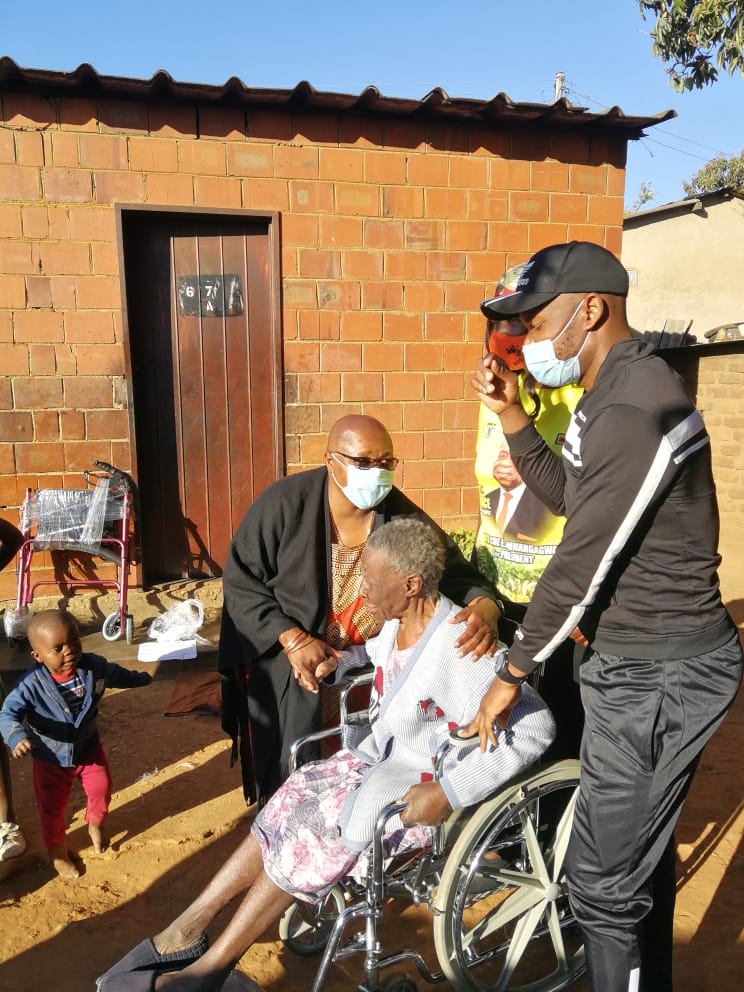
xmin=544 ymin=901 xmax=569 ymax=971
xmin=290 ymin=914 xmax=316 ymax=938
xmin=519 ymin=808 xmax=550 ymax=884
xmin=494 ymin=902 xmax=550 ymax=992
xmin=547 ymin=786 xmax=579 ymax=883
xmin=462 ymin=880 xmax=543 ymax=950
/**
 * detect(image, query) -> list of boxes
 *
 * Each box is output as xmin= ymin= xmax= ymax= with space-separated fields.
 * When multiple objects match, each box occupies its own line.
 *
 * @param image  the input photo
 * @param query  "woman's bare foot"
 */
xmin=48 ymin=844 xmax=80 ymax=878
xmin=154 ymin=924 xmax=208 ymax=956
xmin=88 ymin=823 xmax=106 ymax=853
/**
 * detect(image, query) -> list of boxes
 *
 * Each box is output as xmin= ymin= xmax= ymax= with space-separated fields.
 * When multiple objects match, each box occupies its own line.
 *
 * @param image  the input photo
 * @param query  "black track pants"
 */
xmin=566 ymin=633 xmax=742 ymax=992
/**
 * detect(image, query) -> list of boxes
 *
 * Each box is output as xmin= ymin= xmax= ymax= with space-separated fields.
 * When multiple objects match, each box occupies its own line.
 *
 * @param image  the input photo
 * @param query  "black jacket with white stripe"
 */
xmin=506 ymin=337 xmax=733 ymax=673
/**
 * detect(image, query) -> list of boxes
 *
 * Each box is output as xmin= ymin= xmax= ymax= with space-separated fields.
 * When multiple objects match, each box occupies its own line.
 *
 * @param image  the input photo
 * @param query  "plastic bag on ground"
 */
xmin=147 ymin=598 xmax=211 ymax=645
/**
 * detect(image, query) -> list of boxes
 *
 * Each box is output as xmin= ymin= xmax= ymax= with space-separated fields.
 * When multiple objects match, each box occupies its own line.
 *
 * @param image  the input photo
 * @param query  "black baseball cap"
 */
xmin=480 ymin=241 xmax=629 ymax=318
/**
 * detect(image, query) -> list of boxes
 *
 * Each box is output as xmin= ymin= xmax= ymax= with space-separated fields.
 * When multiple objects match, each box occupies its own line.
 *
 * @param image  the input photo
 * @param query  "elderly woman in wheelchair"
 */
xmin=98 ymin=518 xmax=563 ymax=992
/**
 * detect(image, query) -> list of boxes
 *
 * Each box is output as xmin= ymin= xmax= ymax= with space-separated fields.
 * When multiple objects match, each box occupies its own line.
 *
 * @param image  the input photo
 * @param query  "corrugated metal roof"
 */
xmin=624 ymin=186 xmax=744 ymax=224
xmin=0 ymin=57 xmax=675 ymax=137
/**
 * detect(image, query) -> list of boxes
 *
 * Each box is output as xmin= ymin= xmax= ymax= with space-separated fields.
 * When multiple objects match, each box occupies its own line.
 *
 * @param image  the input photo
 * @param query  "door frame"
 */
xmin=115 ymin=203 xmax=284 ymax=586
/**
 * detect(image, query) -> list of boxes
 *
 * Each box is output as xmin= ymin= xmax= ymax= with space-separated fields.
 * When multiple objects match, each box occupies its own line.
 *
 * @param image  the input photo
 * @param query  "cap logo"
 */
xmin=516 ymin=261 xmax=535 ymax=289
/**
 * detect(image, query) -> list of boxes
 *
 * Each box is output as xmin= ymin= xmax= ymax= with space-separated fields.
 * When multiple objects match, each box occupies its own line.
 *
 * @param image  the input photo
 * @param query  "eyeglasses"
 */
xmin=330 ymin=451 xmax=399 ymax=471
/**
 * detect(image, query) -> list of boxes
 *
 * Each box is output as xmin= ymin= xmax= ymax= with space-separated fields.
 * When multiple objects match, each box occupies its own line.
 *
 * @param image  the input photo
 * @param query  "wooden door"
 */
xmin=119 ymin=208 xmax=282 ymax=585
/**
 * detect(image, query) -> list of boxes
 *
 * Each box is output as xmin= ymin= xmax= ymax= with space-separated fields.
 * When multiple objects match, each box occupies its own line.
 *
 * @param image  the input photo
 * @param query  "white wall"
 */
xmin=622 ymin=197 xmax=744 ymax=338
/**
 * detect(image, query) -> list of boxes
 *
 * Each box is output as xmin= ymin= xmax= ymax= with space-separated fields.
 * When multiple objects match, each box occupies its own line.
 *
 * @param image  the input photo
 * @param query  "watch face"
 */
xmin=493 ymin=648 xmax=508 ymax=672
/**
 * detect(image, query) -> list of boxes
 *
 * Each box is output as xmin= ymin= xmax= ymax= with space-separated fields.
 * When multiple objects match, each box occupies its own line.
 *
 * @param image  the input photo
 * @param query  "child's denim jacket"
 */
xmin=0 ymin=653 xmax=150 ymax=766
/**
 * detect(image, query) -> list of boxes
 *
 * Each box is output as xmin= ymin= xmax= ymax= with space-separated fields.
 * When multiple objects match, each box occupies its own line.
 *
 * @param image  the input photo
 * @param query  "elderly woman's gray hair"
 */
xmin=366 ymin=519 xmax=446 ymax=597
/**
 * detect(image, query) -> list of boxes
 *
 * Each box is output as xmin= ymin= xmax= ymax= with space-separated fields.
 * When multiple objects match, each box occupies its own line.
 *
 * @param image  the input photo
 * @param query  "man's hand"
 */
xmin=471 ymin=354 xmax=521 ymax=412
xmin=399 ymin=781 xmax=452 ymax=827
xmin=452 ymin=597 xmax=501 ymax=660
xmin=463 ymin=678 xmax=522 ymax=751
xmin=11 ymin=738 xmax=32 ymax=759
xmin=471 ymin=355 xmax=530 ymax=434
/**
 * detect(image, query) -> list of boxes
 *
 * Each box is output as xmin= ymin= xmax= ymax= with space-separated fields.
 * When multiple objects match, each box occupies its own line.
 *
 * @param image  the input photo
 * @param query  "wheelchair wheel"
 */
xmin=279 ymin=885 xmax=345 ymax=956
xmin=433 ymin=760 xmax=585 ymax=992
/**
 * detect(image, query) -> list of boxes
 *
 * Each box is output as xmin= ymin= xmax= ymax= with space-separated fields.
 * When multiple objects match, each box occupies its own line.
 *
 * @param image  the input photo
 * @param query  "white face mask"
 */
xmin=330 ymin=456 xmax=394 ymax=510
xmin=522 ymin=297 xmax=588 ymax=388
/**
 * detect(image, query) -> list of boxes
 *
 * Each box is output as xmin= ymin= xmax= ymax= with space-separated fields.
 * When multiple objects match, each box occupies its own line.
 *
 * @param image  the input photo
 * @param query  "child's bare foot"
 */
xmin=48 ymin=844 xmax=80 ymax=878
xmin=88 ymin=824 xmax=106 ymax=853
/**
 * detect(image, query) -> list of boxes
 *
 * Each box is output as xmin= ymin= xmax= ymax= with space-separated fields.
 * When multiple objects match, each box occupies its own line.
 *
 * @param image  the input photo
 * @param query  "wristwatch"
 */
xmin=495 ymin=653 xmax=531 ymax=686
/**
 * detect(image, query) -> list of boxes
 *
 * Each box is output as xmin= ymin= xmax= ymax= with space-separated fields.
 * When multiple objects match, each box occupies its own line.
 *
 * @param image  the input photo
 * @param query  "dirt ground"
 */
xmin=1 ymin=577 xmax=742 ymax=991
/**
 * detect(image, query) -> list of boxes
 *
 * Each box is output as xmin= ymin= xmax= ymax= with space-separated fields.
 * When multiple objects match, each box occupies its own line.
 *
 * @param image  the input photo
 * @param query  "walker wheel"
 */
xmin=102 ymin=611 xmax=123 ymax=641
xmin=125 ymin=614 xmax=134 ymax=644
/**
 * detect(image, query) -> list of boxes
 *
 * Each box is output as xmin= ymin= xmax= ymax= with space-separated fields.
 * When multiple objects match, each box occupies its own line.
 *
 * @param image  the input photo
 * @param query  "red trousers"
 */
xmin=32 ymin=739 xmax=113 ymax=848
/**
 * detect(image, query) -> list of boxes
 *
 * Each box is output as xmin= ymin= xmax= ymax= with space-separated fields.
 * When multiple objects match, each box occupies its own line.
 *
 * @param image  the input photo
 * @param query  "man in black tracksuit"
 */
xmin=469 ymin=241 xmax=742 ymax=992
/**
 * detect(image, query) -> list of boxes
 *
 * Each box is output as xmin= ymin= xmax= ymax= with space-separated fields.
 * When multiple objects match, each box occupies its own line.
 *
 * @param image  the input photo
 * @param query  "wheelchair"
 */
xmin=279 ymin=671 xmax=586 ymax=992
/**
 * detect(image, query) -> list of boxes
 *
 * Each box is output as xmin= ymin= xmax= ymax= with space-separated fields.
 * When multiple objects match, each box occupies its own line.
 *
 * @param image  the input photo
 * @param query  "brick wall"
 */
xmin=666 ymin=344 xmax=744 ymax=561
xmin=0 ymin=89 xmax=628 ymax=599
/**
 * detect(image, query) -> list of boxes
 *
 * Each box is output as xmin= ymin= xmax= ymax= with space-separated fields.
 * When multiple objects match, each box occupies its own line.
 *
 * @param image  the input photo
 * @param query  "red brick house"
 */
xmin=0 ymin=58 xmax=673 ymax=599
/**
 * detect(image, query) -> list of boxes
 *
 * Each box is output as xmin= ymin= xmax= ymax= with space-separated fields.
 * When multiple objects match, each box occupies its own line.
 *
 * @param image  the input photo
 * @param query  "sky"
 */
xmin=1 ymin=0 xmax=742 ymax=210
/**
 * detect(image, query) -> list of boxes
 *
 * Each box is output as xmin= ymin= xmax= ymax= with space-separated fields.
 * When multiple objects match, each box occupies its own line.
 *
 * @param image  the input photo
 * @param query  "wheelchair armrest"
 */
xmin=287 ymin=668 xmax=375 ymax=775
xmin=288 ymin=726 xmax=341 ymax=774
xmin=338 ymin=666 xmax=373 ymax=725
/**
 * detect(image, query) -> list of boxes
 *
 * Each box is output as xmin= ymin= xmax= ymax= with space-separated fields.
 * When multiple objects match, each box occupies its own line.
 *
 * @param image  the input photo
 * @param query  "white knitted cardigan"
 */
xmin=334 ymin=596 xmax=555 ymax=852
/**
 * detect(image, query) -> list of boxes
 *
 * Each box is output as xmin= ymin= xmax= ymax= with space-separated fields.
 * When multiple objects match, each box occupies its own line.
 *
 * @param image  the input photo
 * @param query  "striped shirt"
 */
xmin=507 ymin=337 xmax=731 ymax=671
xmin=51 ymin=669 xmax=86 ymax=718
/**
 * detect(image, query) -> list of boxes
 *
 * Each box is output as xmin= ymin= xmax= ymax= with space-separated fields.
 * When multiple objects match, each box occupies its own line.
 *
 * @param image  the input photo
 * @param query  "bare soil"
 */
xmin=1 ymin=570 xmax=742 ymax=992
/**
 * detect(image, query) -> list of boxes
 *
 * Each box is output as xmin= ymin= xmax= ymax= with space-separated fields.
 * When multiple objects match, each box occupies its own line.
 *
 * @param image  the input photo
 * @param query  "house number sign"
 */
xmin=177 ymin=274 xmax=245 ymax=317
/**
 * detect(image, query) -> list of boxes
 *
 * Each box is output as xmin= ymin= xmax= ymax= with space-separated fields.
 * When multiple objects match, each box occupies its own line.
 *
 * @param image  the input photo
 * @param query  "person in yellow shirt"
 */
xmin=472 ymin=265 xmax=583 ymax=758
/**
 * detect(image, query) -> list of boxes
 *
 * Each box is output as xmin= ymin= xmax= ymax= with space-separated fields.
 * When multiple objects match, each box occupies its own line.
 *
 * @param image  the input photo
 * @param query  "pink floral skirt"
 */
xmin=252 ymin=750 xmax=432 ymax=904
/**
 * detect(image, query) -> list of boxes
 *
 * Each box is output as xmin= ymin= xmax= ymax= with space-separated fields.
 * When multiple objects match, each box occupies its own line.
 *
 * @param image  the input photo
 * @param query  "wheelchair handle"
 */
xmin=374 ymin=800 xmax=409 ymax=834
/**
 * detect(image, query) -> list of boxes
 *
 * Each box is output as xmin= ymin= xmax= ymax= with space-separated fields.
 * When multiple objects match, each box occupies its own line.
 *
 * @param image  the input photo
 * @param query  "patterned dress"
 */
xmin=252 ymin=597 xmax=555 ymax=904
xmin=253 ymin=643 xmax=432 ymax=903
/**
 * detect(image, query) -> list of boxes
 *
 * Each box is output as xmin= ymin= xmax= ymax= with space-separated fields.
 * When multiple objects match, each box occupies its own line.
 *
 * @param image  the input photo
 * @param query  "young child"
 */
xmin=0 ymin=609 xmax=152 ymax=878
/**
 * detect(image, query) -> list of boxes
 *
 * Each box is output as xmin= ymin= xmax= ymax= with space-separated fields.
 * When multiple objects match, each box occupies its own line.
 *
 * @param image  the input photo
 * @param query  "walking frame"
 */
xmin=12 ymin=460 xmax=135 ymax=644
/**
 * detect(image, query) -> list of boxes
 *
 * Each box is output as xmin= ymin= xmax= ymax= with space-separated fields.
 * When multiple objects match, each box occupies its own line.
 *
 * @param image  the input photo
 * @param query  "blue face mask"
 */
xmin=331 ymin=457 xmax=395 ymax=510
xmin=522 ymin=298 xmax=588 ymax=388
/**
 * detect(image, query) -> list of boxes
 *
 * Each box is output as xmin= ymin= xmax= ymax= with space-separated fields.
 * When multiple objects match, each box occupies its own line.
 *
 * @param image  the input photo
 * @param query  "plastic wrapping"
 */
xmin=3 ymin=606 xmax=29 ymax=640
xmin=148 ymin=598 xmax=211 ymax=645
xmin=20 ymin=480 xmax=124 ymax=554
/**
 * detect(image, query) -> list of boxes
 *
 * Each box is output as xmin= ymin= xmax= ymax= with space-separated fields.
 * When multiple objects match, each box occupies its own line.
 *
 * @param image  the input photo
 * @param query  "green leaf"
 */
xmin=641 ymin=0 xmax=744 ymax=88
